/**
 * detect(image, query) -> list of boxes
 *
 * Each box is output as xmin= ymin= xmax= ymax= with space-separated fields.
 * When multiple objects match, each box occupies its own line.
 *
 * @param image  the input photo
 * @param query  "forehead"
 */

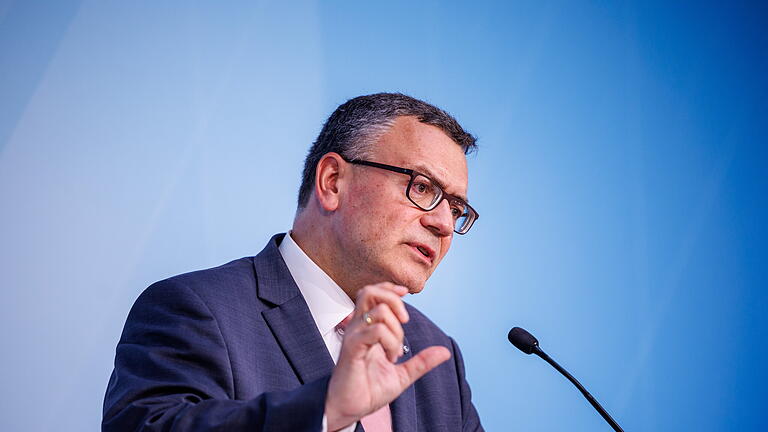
xmin=370 ymin=116 xmax=469 ymax=198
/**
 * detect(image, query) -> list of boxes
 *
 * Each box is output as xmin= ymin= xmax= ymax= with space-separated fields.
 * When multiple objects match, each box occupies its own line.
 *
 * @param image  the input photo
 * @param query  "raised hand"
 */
xmin=324 ymin=282 xmax=452 ymax=431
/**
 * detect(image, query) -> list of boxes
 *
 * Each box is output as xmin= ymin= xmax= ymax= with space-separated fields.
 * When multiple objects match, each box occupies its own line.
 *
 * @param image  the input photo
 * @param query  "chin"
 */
xmin=407 ymin=284 xmax=426 ymax=294
xmin=390 ymin=271 xmax=428 ymax=294
xmin=379 ymin=259 xmax=431 ymax=294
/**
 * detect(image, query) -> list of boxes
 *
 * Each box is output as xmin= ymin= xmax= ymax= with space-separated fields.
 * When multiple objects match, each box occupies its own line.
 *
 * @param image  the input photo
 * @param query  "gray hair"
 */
xmin=297 ymin=92 xmax=477 ymax=209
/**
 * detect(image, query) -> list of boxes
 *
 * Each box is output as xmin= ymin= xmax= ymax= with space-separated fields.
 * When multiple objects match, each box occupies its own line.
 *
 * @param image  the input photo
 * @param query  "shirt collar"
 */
xmin=278 ymin=231 xmax=355 ymax=337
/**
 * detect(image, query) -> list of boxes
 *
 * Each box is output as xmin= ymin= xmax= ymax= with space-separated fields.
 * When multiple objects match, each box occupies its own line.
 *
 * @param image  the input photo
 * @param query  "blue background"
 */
xmin=1 ymin=1 xmax=766 ymax=430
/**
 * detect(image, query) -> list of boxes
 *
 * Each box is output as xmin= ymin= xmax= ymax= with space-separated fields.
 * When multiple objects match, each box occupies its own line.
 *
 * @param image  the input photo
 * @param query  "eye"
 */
xmin=449 ymin=202 xmax=465 ymax=220
xmin=411 ymin=179 xmax=431 ymax=195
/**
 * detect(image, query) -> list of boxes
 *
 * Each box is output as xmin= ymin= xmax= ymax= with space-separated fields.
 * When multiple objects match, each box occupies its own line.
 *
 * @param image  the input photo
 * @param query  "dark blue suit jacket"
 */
xmin=103 ymin=234 xmax=483 ymax=431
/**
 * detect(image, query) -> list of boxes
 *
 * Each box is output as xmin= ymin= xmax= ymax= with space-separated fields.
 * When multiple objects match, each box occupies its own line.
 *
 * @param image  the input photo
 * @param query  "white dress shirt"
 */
xmin=278 ymin=231 xmax=357 ymax=432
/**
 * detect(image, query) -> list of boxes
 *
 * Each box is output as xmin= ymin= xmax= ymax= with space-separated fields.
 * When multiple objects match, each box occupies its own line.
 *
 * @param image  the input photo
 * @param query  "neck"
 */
xmin=291 ymin=208 xmax=360 ymax=301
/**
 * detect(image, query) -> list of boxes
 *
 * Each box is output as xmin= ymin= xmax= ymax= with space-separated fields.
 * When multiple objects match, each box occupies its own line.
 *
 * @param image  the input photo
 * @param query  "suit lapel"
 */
xmin=262 ymin=296 xmax=335 ymax=383
xmin=255 ymin=234 xmax=335 ymax=384
xmin=254 ymin=234 xmax=419 ymax=430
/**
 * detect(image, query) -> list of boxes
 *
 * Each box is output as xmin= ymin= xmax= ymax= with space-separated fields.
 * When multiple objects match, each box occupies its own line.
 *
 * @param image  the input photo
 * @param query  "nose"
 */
xmin=420 ymin=198 xmax=454 ymax=237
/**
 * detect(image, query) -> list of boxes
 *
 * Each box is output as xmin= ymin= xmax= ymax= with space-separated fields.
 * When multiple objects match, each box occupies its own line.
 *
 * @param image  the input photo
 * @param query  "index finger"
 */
xmin=355 ymin=283 xmax=410 ymax=323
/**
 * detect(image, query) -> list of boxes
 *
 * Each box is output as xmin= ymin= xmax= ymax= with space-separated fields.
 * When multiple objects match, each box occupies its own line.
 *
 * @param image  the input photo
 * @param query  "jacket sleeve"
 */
xmin=102 ymin=280 xmax=327 ymax=432
xmin=450 ymin=337 xmax=484 ymax=432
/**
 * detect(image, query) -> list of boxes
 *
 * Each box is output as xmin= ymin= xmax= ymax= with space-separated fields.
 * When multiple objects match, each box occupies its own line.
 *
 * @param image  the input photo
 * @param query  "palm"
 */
xmin=324 ymin=284 xmax=451 ymax=431
xmin=359 ymin=344 xmax=409 ymax=407
xmin=330 ymin=339 xmax=449 ymax=421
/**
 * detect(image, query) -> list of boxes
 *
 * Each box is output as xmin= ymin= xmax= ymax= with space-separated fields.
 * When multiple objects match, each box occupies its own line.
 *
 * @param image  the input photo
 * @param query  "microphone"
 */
xmin=507 ymin=327 xmax=624 ymax=432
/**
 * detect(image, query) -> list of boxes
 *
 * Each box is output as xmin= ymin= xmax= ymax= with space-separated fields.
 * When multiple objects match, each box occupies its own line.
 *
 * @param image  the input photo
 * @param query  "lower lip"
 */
xmin=408 ymin=245 xmax=433 ymax=265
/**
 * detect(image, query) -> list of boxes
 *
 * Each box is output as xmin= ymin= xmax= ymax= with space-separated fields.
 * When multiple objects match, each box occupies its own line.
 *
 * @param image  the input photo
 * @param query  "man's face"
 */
xmin=336 ymin=116 xmax=469 ymax=294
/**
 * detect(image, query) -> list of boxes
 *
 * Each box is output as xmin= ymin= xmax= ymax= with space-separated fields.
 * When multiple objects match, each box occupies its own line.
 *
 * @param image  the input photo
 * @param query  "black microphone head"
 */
xmin=508 ymin=327 xmax=540 ymax=354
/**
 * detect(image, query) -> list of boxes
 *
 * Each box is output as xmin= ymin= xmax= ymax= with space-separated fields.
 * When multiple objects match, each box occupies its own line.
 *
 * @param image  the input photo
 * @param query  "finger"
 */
xmin=352 ymin=323 xmax=404 ymax=363
xmin=363 ymin=304 xmax=404 ymax=361
xmin=398 ymin=346 xmax=451 ymax=386
xmin=356 ymin=283 xmax=407 ymax=312
xmin=366 ymin=303 xmax=404 ymax=346
xmin=369 ymin=281 xmax=408 ymax=296
xmin=355 ymin=284 xmax=409 ymax=323
xmin=345 ymin=303 xmax=405 ymax=362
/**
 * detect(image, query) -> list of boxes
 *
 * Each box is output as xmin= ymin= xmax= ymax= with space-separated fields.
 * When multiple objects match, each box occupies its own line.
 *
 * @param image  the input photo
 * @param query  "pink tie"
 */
xmin=360 ymin=405 xmax=392 ymax=432
xmin=335 ymin=314 xmax=393 ymax=432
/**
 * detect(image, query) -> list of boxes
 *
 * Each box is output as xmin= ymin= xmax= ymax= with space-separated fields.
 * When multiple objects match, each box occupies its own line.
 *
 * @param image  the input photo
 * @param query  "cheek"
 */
xmin=344 ymin=196 xmax=395 ymax=245
xmin=436 ymin=237 xmax=453 ymax=264
xmin=344 ymin=177 xmax=419 ymax=251
xmin=356 ymin=187 xmax=408 ymax=228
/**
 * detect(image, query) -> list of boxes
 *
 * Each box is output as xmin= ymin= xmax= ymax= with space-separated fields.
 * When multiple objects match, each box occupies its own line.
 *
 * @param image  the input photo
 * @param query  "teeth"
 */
xmin=417 ymin=246 xmax=429 ymax=257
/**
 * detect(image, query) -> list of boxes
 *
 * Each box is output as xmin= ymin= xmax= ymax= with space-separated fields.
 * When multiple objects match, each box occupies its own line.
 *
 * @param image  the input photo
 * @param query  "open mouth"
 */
xmin=408 ymin=243 xmax=434 ymax=264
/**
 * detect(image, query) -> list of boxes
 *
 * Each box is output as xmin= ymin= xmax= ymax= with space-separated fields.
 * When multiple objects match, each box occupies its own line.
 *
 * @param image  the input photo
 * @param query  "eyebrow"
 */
xmin=410 ymin=163 xmax=469 ymax=203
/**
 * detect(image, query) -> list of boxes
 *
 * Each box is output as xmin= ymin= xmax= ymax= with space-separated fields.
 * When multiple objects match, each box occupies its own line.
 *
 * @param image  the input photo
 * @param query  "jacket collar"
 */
xmin=253 ymin=233 xmax=301 ymax=305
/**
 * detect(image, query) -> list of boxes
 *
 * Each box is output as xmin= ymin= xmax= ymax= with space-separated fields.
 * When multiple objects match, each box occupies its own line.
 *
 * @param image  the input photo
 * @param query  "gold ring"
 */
xmin=363 ymin=312 xmax=374 ymax=325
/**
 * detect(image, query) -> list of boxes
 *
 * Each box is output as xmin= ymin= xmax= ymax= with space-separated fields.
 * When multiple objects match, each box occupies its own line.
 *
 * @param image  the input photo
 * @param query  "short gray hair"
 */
xmin=297 ymin=92 xmax=477 ymax=209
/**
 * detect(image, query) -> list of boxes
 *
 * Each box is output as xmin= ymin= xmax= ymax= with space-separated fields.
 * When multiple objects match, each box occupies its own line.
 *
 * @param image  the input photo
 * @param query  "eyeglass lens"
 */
xmin=407 ymin=174 xmax=474 ymax=234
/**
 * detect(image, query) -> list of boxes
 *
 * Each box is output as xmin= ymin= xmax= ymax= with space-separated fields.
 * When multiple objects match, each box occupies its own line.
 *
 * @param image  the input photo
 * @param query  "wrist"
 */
xmin=325 ymin=396 xmax=356 ymax=431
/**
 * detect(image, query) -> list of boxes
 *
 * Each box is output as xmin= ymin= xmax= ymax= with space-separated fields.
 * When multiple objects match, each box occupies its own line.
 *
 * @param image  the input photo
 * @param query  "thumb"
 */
xmin=398 ymin=346 xmax=451 ymax=387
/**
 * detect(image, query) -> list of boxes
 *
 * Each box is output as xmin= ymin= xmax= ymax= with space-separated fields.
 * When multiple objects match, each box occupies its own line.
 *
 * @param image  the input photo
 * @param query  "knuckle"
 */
xmin=384 ymin=291 xmax=403 ymax=304
xmin=374 ymin=303 xmax=393 ymax=316
xmin=369 ymin=322 xmax=388 ymax=335
xmin=356 ymin=286 xmax=371 ymax=301
xmin=394 ymin=325 xmax=404 ymax=338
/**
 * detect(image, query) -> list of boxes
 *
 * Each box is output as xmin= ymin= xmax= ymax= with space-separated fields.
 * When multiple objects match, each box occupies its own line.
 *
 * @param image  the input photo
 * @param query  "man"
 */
xmin=103 ymin=93 xmax=483 ymax=431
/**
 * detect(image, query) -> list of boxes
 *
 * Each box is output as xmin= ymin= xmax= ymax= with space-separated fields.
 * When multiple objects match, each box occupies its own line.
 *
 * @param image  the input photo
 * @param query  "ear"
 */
xmin=314 ymin=152 xmax=347 ymax=212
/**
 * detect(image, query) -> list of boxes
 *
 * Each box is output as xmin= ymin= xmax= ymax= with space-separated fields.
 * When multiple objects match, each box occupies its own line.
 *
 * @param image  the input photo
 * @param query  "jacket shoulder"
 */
xmin=136 ymin=257 xmax=260 ymax=317
xmin=161 ymin=257 xmax=256 ymax=292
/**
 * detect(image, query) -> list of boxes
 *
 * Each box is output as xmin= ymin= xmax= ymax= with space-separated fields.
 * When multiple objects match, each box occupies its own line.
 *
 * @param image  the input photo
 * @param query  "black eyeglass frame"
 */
xmin=343 ymin=158 xmax=479 ymax=234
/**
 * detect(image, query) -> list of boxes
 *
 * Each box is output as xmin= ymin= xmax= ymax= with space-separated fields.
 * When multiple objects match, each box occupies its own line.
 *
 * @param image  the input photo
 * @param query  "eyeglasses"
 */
xmin=344 ymin=158 xmax=479 ymax=234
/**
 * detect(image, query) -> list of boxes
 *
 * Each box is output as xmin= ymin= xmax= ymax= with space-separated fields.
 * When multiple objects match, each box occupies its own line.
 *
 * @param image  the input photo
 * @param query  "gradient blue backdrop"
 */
xmin=1 ymin=1 xmax=766 ymax=431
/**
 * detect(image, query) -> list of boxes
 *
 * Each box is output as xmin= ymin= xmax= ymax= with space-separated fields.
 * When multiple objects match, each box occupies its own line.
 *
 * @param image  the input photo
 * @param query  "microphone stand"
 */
xmin=532 ymin=345 xmax=624 ymax=432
